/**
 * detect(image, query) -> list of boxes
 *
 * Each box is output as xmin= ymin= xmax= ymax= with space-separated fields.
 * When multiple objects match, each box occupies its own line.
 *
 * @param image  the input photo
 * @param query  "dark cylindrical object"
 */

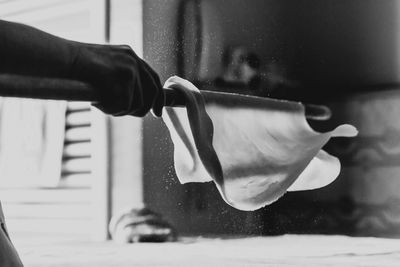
xmin=0 ymin=74 xmax=330 ymax=120
xmin=0 ymin=74 xmax=99 ymax=102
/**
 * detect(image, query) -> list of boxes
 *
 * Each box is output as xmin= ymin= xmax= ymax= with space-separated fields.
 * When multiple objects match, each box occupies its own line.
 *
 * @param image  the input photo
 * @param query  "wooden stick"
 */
xmin=0 ymin=74 xmax=331 ymax=120
xmin=0 ymin=74 xmax=99 ymax=102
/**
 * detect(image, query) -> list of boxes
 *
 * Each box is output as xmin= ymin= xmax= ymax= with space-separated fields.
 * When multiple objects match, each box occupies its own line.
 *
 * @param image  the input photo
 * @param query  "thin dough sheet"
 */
xmin=162 ymin=76 xmax=357 ymax=211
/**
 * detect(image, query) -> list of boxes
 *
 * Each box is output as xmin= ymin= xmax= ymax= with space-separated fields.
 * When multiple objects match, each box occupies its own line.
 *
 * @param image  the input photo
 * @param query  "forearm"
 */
xmin=0 ymin=19 xmax=79 ymax=78
xmin=0 ymin=19 xmax=164 ymax=117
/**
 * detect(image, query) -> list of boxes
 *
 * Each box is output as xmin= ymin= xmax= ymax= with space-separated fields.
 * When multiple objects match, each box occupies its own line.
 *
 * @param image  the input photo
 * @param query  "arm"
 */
xmin=0 ymin=20 xmax=78 ymax=78
xmin=0 ymin=20 xmax=164 ymax=117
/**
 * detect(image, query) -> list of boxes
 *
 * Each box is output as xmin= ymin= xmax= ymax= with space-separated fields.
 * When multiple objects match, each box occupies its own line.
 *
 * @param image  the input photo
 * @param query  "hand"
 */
xmin=69 ymin=43 xmax=164 ymax=117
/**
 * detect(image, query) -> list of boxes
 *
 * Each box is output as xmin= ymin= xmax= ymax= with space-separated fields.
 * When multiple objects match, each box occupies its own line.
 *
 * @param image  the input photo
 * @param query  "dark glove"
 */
xmin=70 ymin=44 xmax=164 ymax=117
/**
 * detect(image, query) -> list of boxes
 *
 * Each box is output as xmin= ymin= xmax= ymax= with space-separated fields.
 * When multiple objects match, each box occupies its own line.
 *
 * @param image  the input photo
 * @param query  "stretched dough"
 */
xmin=162 ymin=76 xmax=357 ymax=211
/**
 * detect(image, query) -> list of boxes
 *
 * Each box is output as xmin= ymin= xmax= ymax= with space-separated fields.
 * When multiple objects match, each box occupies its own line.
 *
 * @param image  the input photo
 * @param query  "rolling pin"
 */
xmin=0 ymin=74 xmax=330 ymax=120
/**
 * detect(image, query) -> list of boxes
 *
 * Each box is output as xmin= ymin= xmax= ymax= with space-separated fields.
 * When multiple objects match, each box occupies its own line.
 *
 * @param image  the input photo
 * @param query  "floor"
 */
xmin=11 ymin=234 xmax=400 ymax=267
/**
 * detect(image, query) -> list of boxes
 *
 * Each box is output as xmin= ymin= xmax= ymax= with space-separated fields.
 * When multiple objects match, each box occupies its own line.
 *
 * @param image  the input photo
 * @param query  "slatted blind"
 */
xmin=1 ymin=102 xmax=94 ymax=238
xmin=60 ymin=102 xmax=92 ymax=188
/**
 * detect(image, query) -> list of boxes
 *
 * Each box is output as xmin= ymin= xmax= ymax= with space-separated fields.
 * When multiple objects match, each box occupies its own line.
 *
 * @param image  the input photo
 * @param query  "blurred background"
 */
xmin=1 ymin=0 xmax=400 ymax=265
xmin=144 ymin=0 xmax=400 ymax=237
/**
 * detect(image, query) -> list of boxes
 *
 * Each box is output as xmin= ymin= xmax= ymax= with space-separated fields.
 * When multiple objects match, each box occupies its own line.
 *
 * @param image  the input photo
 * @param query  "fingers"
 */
xmin=129 ymin=66 xmax=148 ymax=117
xmin=120 ymin=46 xmax=164 ymax=117
xmin=112 ymin=45 xmax=164 ymax=117
xmin=88 ymin=44 xmax=164 ymax=117
xmin=125 ymin=58 xmax=163 ymax=117
xmin=139 ymin=59 xmax=164 ymax=117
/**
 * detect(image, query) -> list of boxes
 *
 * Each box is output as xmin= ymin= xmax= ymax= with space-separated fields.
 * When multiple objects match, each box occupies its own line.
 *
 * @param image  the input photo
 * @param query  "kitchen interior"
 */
xmin=1 ymin=0 xmax=400 ymax=266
